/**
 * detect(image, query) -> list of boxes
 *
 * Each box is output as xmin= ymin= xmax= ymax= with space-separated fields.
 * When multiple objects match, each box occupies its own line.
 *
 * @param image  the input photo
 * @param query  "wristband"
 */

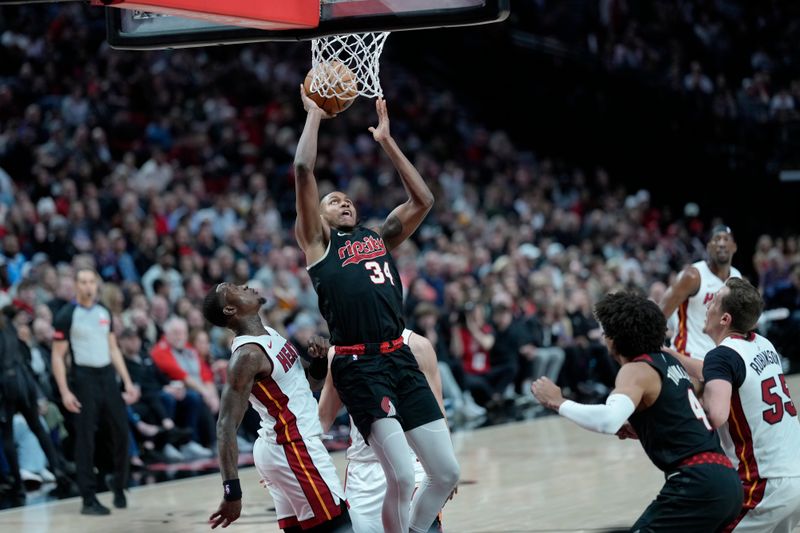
xmin=223 ymin=478 xmax=242 ymax=501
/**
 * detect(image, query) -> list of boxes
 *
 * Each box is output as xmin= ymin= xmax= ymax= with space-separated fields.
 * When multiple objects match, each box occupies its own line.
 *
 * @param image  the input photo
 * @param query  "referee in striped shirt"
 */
xmin=52 ymin=268 xmax=140 ymax=515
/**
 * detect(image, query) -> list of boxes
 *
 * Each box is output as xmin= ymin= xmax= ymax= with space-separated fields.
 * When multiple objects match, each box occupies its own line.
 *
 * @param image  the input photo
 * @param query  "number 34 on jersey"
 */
xmin=364 ymin=260 xmax=395 ymax=285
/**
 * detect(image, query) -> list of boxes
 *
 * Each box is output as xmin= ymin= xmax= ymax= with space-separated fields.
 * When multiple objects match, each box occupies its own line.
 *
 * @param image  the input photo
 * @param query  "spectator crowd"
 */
xmin=519 ymin=0 xmax=800 ymax=124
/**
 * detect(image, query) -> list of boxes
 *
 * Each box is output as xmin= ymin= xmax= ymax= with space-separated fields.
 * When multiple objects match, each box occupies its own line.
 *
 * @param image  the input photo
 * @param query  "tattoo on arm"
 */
xmin=217 ymin=348 xmax=266 ymax=480
xmin=381 ymin=214 xmax=403 ymax=240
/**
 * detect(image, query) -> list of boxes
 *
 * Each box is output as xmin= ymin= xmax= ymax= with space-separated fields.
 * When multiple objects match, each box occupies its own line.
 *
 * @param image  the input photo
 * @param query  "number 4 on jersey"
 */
xmin=688 ymin=388 xmax=712 ymax=430
xmin=364 ymin=261 xmax=395 ymax=285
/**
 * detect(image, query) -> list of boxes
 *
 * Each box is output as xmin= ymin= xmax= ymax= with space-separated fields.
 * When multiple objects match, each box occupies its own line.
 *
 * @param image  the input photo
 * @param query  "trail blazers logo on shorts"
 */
xmin=381 ymin=396 xmax=397 ymax=417
xmin=338 ymin=236 xmax=387 ymax=266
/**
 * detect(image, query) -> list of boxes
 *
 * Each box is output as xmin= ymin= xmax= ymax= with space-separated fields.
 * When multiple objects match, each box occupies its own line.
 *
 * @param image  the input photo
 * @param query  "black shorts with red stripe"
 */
xmin=631 ymin=457 xmax=743 ymax=533
xmin=331 ymin=345 xmax=442 ymax=444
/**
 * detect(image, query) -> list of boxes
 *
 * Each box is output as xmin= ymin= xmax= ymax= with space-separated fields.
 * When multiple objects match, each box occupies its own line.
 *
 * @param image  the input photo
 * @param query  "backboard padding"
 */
xmin=105 ymin=0 xmax=509 ymax=50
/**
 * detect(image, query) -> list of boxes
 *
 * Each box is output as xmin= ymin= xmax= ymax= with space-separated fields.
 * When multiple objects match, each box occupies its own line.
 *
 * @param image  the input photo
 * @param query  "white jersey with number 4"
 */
xmin=672 ymin=260 xmax=741 ymax=360
xmin=719 ymin=333 xmax=800 ymax=480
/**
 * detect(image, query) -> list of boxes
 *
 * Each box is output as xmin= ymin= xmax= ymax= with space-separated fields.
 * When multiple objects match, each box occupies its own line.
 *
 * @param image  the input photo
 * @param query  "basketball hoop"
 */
xmin=310 ymin=32 xmax=390 ymax=100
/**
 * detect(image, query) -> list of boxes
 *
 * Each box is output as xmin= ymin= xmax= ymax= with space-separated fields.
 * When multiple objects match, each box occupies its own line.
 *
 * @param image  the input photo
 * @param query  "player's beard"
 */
xmin=713 ymin=254 xmax=730 ymax=267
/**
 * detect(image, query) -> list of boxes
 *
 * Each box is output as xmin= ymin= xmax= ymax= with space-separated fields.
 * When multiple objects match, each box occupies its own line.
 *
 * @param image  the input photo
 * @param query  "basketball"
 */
xmin=303 ymin=61 xmax=359 ymax=115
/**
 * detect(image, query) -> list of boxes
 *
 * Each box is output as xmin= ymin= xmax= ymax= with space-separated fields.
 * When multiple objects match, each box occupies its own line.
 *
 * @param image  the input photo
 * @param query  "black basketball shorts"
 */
xmin=631 ymin=462 xmax=743 ymax=533
xmin=330 ymin=345 xmax=443 ymax=444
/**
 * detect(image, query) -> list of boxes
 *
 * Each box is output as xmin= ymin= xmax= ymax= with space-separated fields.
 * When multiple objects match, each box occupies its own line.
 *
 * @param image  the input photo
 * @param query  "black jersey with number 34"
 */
xmin=628 ymin=351 xmax=724 ymax=471
xmin=307 ymin=226 xmax=404 ymax=346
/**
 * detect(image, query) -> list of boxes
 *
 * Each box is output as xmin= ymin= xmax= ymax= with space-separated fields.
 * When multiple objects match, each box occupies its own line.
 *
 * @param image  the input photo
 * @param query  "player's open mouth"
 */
xmin=342 ymin=210 xmax=352 ymax=217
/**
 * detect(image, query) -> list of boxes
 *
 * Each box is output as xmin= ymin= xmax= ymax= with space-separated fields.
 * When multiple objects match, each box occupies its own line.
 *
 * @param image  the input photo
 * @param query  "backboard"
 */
xmin=105 ymin=0 xmax=510 ymax=50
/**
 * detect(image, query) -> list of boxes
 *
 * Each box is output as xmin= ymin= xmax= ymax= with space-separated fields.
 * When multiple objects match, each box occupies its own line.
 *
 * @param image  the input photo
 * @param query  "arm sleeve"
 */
xmin=558 ymin=393 xmax=636 ymax=434
xmin=703 ymin=346 xmax=746 ymax=389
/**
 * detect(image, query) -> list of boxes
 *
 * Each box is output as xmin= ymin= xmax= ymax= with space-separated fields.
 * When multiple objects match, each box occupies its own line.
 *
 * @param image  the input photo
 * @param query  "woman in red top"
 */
xmin=451 ymin=301 xmax=494 ymax=375
xmin=450 ymin=302 xmax=511 ymax=407
xmin=150 ymin=317 xmax=218 ymax=456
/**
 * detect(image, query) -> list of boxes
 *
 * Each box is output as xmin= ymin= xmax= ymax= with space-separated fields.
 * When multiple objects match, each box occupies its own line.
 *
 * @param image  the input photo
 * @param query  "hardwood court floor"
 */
xmin=4 ymin=375 xmax=800 ymax=533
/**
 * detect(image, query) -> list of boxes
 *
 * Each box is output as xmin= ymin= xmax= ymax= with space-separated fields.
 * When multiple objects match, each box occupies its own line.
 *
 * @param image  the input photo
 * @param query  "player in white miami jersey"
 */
xmin=314 ymin=329 xmax=448 ymax=533
xmin=679 ymin=278 xmax=800 ymax=533
xmin=203 ymin=283 xmax=350 ymax=531
xmin=660 ymin=224 xmax=741 ymax=359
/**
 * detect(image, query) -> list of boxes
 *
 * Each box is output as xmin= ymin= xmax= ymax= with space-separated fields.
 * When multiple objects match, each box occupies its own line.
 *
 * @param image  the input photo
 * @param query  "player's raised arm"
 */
xmin=210 ymin=346 xmax=272 ymax=529
xmin=370 ymin=98 xmax=434 ymax=251
xmin=294 ymin=85 xmax=335 ymax=262
xmin=659 ymin=266 xmax=701 ymax=319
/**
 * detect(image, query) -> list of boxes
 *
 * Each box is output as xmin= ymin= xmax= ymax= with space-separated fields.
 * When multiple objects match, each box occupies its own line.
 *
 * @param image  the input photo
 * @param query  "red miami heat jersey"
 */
xmin=307 ymin=226 xmax=404 ymax=345
xmin=718 ymin=334 xmax=800 ymax=480
xmin=672 ymin=260 xmax=741 ymax=359
xmin=231 ymin=328 xmax=323 ymax=443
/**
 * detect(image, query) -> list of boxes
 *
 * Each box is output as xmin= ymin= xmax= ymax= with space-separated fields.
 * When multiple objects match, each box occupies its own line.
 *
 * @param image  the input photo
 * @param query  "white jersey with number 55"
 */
xmin=711 ymin=333 xmax=800 ymax=479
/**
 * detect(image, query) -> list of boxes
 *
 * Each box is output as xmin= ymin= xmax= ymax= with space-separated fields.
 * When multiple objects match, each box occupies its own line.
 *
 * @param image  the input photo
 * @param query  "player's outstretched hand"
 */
xmin=531 ymin=377 xmax=565 ymax=411
xmin=209 ymin=499 xmax=242 ymax=529
xmin=368 ymin=98 xmax=391 ymax=143
xmin=307 ymin=335 xmax=331 ymax=358
xmin=299 ymin=84 xmax=336 ymax=119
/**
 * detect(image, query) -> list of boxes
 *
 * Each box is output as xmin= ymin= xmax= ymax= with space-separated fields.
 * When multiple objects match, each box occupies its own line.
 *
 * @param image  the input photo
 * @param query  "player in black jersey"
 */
xmin=293 ymin=87 xmax=459 ymax=533
xmin=533 ymin=292 xmax=742 ymax=532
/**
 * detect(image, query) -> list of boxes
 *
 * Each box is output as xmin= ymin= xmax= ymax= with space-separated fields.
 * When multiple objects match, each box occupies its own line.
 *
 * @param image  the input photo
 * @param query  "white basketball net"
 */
xmin=310 ymin=32 xmax=390 ymax=100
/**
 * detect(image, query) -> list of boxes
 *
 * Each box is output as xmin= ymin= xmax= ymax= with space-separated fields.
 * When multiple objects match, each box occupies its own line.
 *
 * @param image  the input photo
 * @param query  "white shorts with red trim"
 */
xmin=732 ymin=476 xmax=800 ymax=533
xmin=345 ymin=456 xmax=430 ymax=533
xmin=254 ymin=435 xmax=345 ymax=530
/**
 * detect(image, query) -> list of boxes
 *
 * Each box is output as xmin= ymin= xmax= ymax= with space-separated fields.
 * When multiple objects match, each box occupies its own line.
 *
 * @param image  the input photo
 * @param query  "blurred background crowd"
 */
xmin=523 ymin=1 xmax=800 ymax=122
xmin=0 ymin=1 xmax=798 ymax=509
